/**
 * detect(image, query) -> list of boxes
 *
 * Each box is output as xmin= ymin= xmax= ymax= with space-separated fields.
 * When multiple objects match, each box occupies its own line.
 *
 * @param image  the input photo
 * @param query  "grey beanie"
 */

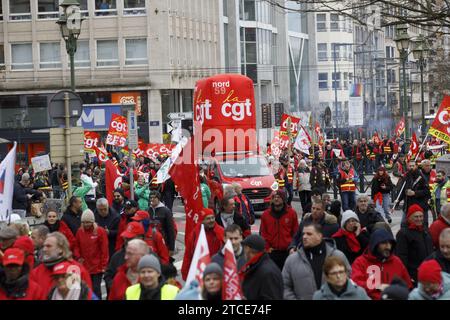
xmin=203 ymin=262 xmax=223 ymax=279
xmin=341 ymin=210 xmax=360 ymax=228
xmin=138 ymin=254 xmax=161 ymax=274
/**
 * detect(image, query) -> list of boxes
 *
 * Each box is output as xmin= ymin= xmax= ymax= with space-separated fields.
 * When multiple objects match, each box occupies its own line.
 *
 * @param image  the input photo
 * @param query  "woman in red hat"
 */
xmin=395 ymin=204 xmax=433 ymax=284
xmin=409 ymin=259 xmax=450 ymax=299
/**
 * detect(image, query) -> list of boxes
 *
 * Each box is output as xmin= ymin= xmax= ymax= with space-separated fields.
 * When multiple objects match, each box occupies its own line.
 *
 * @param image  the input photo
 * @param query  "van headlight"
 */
xmin=271 ymin=182 xmax=279 ymax=191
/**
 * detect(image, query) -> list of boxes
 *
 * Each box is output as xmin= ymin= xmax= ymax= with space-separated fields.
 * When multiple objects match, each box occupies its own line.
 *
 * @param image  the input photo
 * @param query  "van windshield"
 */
xmin=218 ymin=156 xmax=272 ymax=177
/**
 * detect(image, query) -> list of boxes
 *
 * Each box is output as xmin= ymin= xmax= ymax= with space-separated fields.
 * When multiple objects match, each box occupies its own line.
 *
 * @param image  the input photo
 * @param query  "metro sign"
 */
xmin=77 ymin=104 xmax=123 ymax=131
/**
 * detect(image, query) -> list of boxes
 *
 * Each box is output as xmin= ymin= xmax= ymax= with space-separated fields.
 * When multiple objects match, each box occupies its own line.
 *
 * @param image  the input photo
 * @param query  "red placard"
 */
xmin=84 ymin=131 xmax=100 ymax=152
xmin=193 ymin=74 xmax=257 ymax=154
xmin=280 ymin=113 xmax=301 ymax=136
xmin=106 ymin=114 xmax=128 ymax=147
xmin=144 ymin=143 xmax=174 ymax=159
xmin=395 ymin=117 xmax=405 ymax=138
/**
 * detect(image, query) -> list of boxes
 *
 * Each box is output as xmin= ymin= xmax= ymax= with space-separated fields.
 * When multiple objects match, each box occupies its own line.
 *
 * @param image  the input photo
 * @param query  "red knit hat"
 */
xmin=199 ymin=208 xmax=215 ymax=223
xmin=407 ymin=204 xmax=423 ymax=220
xmin=418 ymin=260 xmax=442 ymax=285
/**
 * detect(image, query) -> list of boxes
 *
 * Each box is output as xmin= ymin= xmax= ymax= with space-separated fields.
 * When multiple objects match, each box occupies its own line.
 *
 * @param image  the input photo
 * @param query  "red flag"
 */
xmin=169 ymin=138 xmax=203 ymax=241
xmin=395 ymin=117 xmax=405 ymax=138
xmin=222 ymin=240 xmax=243 ymax=300
xmin=280 ymin=113 xmax=301 ymax=136
xmin=428 ymin=95 xmax=450 ymax=144
xmin=407 ymin=132 xmax=419 ymax=162
xmin=105 ymin=160 xmax=123 ymax=206
xmin=184 ymin=225 xmax=211 ymax=287
xmin=106 ymin=114 xmax=128 ymax=147
xmin=373 ymin=132 xmax=381 ymax=145
xmin=84 ymin=131 xmax=100 ymax=152
xmin=93 ymin=145 xmax=109 ymax=164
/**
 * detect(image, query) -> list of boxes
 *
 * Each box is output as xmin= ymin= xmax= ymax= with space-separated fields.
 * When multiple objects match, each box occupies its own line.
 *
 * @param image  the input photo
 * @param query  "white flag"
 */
xmin=155 ymin=136 xmax=188 ymax=184
xmin=293 ymin=126 xmax=311 ymax=155
xmin=185 ymin=224 xmax=211 ymax=287
xmin=0 ymin=143 xmax=17 ymax=221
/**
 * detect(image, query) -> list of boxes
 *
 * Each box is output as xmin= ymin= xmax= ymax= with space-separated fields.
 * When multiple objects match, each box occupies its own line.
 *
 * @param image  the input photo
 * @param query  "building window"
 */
xmin=97 ymin=40 xmax=119 ymax=66
xmin=330 ymin=14 xmax=339 ymax=31
xmin=73 ymin=41 xmax=90 ymax=68
xmin=125 ymin=39 xmax=147 ymax=65
xmin=40 ymin=42 xmax=61 ymax=69
xmin=240 ymin=26 xmax=257 ymax=83
xmin=0 ymin=45 xmax=4 ymax=66
xmin=343 ymin=72 xmax=348 ymax=89
xmin=317 ymin=43 xmax=327 ymax=61
xmin=316 ymin=14 xmax=326 ymax=31
xmin=95 ymin=0 xmax=117 ymax=16
xmin=243 ymin=0 xmax=256 ymax=21
xmin=37 ymin=0 xmax=59 ymax=19
xmin=318 ymin=73 xmax=328 ymax=90
xmin=223 ymin=0 xmax=228 ymax=17
xmin=342 ymin=46 xmax=347 ymax=61
xmin=11 ymin=43 xmax=33 ymax=70
xmin=257 ymin=28 xmax=271 ymax=65
xmin=124 ymin=0 xmax=146 ymax=15
xmin=331 ymin=43 xmax=340 ymax=60
xmin=9 ymin=0 xmax=31 ymax=21
xmin=0 ymin=2 xmax=3 ymax=21
xmin=332 ymin=72 xmax=341 ymax=89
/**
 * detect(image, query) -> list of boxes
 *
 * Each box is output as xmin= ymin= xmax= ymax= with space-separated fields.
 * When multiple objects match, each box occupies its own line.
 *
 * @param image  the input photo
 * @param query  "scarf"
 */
xmin=140 ymin=283 xmax=162 ymax=300
xmin=332 ymin=229 xmax=361 ymax=253
xmin=270 ymin=203 xmax=286 ymax=219
xmin=239 ymin=252 xmax=265 ymax=282
xmin=51 ymin=286 xmax=82 ymax=300
xmin=44 ymin=220 xmax=61 ymax=233
xmin=407 ymin=221 xmax=424 ymax=232
xmin=43 ymin=256 xmax=65 ymax=268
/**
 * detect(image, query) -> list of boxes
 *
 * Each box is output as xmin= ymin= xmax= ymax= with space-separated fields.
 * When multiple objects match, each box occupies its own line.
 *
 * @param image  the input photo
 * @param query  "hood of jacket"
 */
xmin=318 ymin=279 xmax=362 ymax=299
xmin=369 ymin=229 xmax=396 ymax=255
xmin=303 ymin=212 xmax=337 ymax=225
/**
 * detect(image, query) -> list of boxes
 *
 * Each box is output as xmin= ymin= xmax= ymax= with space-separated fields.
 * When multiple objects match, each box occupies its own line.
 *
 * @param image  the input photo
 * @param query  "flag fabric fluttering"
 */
xmin=222 ymin=239 xmax=243 ymax=300
xmin=0 ymin=143 xmax=16 ymax=221
xmin=185 ymin=224 xmax=211 ymax=288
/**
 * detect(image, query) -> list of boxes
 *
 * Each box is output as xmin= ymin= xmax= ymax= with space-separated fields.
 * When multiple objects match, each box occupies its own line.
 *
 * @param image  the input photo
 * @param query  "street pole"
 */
xmin=402 ymin=51 xmax=409 ymax=141
xmin=64 ymin=92 xmax=72 ymax=199
xmin=333 ymin=43 xmax=339 ymax=139
xmin=419 ymin=60 xmax=426 ymax=140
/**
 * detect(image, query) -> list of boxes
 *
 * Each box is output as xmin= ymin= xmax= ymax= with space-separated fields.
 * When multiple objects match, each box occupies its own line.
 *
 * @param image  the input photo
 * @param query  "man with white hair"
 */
xmin=109 ymin=239 xmax=150 ymax=300
xmin=12 ymin=172 xmax=41 ymax=216
xmin=94 ymin=197 xmax=120 ymax=257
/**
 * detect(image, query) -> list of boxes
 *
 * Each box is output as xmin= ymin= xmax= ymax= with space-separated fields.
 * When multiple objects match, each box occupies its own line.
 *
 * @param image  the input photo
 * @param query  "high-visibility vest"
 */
xmin=62 ymin=181 xmax=69 ymax=191
xmin=277 ymin=168 xmax=286 ymax=188
xmin=366 ymin=149 xmax=375 ymax=160
xmin=429 ymin=170 xmax=437 ymax=192
xmin=338 ymin=167 xmax=356 ymax=192
xmin=286 ymin=165 xmax=294 ymax=184
xmin=125 ymin=283 xmax=179 ymax=300
xmin=431 ymin=180 xmax=450 ymax=209
xmin=383 ymin=145 xmax=392 ymax=153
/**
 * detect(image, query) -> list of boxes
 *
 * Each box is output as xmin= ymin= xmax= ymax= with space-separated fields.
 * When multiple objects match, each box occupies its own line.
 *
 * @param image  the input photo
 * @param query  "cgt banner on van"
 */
xmin=193 ymin=74 xmax=257 ymax=155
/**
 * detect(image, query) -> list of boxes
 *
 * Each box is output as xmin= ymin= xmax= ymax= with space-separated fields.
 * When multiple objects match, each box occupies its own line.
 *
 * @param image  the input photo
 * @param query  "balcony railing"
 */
xmin=95 ymin=8 xmax=117 ymax=17
xmin=123 ymin=7 xmax=146 ymax=16
xmin=37 ymin=11 xmax=59 ymax=19
xmin=9 ymin=13 xmax=32 ymax=21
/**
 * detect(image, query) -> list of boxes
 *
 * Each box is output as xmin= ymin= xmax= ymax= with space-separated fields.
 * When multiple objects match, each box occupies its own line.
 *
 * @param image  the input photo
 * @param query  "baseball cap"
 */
xmin=132 ymin=210 xmax=150 ymax=222
xmin=124 ymin=199 xmax=139 ymax=208
xmin=121 ymin=222 xmax=145 ymax=239
xmin=52 ymin=261 xmax=72 ymax=276
xmin=2 ymin=248 xmax=25 ymax=266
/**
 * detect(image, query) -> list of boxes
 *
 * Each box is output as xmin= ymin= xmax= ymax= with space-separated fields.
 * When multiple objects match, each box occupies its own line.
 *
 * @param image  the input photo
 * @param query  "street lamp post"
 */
xmin=57 ymin=0 xmax=83 ymax=92
xmin=57 ymin=0 xmax=83 ymax=198
xmin=394 ymin=24 xmax=411 ymax=141
xmin=412 ymin=35 xmax=429 ymax=140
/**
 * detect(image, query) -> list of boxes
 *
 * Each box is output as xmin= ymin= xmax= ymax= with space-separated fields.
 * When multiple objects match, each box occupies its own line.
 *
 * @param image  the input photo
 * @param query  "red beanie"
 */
xmin=418 ymin=260 xmax=442 ymax=285
xmin=407 ymin=204 xmax=423 ymax=220
xmin=199 ymin=208 xmax=215 ymax=223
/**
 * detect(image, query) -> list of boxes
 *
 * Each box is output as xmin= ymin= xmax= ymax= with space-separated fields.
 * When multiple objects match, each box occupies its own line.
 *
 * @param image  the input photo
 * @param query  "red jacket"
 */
xmin=260 ymin=205 xmax=299 ymax=251
xmin=58 ymin=221 xmax=79 ymax=259
xmin=115 ymin=215 xmax=133 ymax=251
xmin=0 ymin=278 xmax=45 ymax=300
xmin=108 ymin=264 xmax=132 ymax=300
xmin=30 ymin=259 xmax=93 ymax=296
xmin=144 ymin=228 xmax=170 ymax=265
xmin=429 ymin=216 xmax=450 ymax=248
xmin=351 ymin=250 xmax=412 ymax=300
xmin=181 ymin=223 xmax=224 ymax=281
xmin=76 ymin=226 xmax=109 ymax=274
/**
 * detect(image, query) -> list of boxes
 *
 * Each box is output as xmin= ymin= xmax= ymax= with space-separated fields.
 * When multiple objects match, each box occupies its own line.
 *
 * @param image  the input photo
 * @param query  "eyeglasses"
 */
xmin=327 ymin=270 xmax=346 ymax=277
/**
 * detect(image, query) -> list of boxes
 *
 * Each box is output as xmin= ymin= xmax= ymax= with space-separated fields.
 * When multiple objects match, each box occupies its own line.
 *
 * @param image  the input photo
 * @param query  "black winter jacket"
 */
xmin=355 ymin=206 xmax=384 ymax=234
xmin=148 ymin=203 xmax=176 ymax=251
xmin=240 ymin=253 xmax=283 ymax=300
xmin=425 ymin=250 xmax=450 ymax=274
xmin=61 ymin=207 xmax=82 ymax=235
xmin=94 ymin=208 xmax=120 ymax=258
xmin=333 ymin=230 xmax=370 ymax=264
xmin=12 ymin=182 xmax=39 ymax=211
xmin=400 ymin=170 xmax=431 ymax=212
xmin=215 ymin=210 xmax=250 ymax=233
xmin=289 ymin=213 xmax=339 ymax=249
xmin=104 ymin=248 xmax=125 ymax=291
xmin=395 ymin=227 xmax=433 ymax=283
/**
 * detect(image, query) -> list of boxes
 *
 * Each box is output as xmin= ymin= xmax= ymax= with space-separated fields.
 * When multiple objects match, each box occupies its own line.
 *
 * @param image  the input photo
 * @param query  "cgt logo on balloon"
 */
xmin=194 ymin=74 xmax=257 ymax=155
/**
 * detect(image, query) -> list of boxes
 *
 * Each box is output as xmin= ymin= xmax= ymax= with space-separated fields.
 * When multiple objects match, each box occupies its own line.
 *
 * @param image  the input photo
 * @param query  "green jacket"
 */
xmin=135 ymin=183 xmax=150 ymax=211
xmin=125 ymin=283 xmax=179 ymax=300
xmin=72 ymin=180 xmax=93 ymax=212
xmin=431 ymin=179 xmax=450 ymax=211
xmin=200 ymin=183 xmax=211 ymax=208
